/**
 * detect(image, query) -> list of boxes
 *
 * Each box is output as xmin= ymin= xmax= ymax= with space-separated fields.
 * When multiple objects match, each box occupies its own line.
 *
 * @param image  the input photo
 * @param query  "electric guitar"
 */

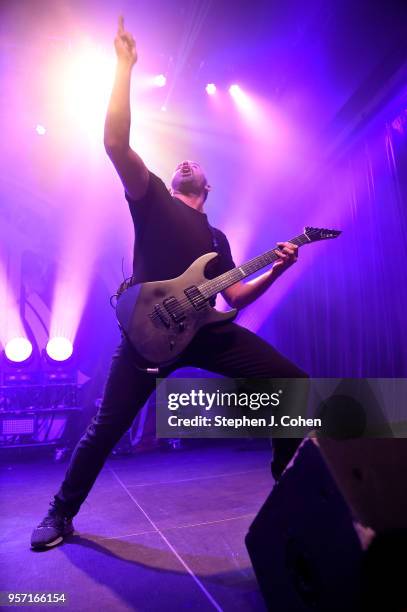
xmin=116 ymin=226 xmax=341 ymax=369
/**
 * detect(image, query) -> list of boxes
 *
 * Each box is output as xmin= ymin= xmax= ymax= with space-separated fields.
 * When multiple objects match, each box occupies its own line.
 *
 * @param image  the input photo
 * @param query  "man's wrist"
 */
xmin=116 ymin=58 xmax=135 ymax=73
xmin=270 ymin=265 xmax=282 ymax=281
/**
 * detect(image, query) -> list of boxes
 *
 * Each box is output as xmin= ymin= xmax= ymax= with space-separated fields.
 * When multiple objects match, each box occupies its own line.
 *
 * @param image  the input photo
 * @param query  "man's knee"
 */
xmin=81 ymin=412 xmax=133 ymax=447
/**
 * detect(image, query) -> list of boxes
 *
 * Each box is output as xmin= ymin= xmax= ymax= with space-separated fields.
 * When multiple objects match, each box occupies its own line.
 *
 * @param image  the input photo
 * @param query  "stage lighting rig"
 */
xmin=43 ymin=340 xmax=76 ymax=384
xmin=153 ymin=74 xmax=167 ymax=87
xmin=46 ymin=337 xmax=73 ymax=362
xmin=0 ymin=338 xmax=81 ymax=453
xmin=4 ymin=337 xmax=33 ymax=364
xmin=2 ymin=338 xmax=39 ymax=386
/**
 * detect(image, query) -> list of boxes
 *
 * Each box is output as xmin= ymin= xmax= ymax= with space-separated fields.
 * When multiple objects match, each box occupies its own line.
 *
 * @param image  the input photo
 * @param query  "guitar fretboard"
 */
xmin=198 ymin=233 xmax=310 ymax=298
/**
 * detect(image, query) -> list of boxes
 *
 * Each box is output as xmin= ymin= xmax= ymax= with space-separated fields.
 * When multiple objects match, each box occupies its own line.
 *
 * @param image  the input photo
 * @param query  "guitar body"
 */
xmin=116 ymin=252 xmax=237 ymax=367
xmin=116 ymin=227 xmax=341 ymax=369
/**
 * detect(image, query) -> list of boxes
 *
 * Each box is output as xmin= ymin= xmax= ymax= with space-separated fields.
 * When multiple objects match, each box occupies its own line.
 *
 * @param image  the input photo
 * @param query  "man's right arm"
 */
xmin=104 ymin=16 xmax=149 ymax=201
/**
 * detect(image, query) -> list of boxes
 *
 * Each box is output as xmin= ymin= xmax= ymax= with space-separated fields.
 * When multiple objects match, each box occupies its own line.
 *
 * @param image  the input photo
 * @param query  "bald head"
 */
xmin=171 ymin=160 xmax=210 ymax=198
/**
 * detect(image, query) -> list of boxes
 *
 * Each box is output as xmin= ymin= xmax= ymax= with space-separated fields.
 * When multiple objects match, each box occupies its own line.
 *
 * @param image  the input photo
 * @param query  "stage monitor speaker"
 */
xmin=317 ymin=437 xmax=407 ymax=533
xmin=246 ymin=439 xmax=363 ymax=612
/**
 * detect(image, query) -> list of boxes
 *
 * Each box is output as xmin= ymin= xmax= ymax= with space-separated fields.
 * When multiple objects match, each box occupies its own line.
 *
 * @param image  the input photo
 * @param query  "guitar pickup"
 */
xmin=152 ymin=304 xmax=171 ymax=328
xmin=163 ymin=297 xmax=185 ymax=322
xmin=184 ymin=286 xmax=207 ymax=310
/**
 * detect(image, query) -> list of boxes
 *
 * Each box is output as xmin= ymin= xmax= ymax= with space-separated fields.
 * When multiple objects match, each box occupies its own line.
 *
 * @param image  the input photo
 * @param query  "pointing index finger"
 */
xmin=118 ymin=15 xmax=124 ymax=34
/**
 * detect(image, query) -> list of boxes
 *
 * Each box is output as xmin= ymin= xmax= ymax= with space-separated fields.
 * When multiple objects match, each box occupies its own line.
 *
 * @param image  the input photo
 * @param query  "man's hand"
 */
xmin=273 ymin=241 xmax=298 ymax=274
xmin=223 ymin=241 xmax=299 ymax=309
xmin=104 ymin=15 xmax=149 ymax=200
xmin=114 ymin=16 xmax=137 ymax=68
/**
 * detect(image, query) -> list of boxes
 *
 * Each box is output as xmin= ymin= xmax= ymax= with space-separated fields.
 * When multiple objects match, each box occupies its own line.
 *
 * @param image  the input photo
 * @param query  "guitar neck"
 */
xmin=199 ymin=233 xmax=310 ymax=299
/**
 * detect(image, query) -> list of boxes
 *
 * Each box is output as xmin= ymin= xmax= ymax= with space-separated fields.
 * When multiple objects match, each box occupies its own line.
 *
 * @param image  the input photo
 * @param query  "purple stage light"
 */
xmin=0 ymin=263 xmax=28 ymax=349
xmin=153 ymin=74 xmax=167 ymax=88
xmin=4 ymin=337 xmax=33 ymax=363
xmin=206 ymin=83 xmax=217 ymax=95
xmin=62 ymin=43 xmax=114 ymax=140
xmin=2 ymin=419 xmax=35 ymax=435
xmin=35 ymin=124 xmax=46 ymax=135
xmin=46 ymin=337 xmax=73 ymax=362
xmin=229 ymin=83 xmax=256 ymax=116
xmin=229 ymin=84 xmax=241 ymax=96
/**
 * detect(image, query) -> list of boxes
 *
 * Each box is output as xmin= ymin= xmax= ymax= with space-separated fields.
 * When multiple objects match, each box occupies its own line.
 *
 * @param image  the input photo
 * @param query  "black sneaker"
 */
xmin=31 ymin=508 xmax=74 ymax=549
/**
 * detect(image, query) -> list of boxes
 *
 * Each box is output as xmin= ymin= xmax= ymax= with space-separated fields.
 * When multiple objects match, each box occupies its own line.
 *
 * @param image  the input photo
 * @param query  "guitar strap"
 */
xmin=208 ymin=224 xmax=219 ymax=253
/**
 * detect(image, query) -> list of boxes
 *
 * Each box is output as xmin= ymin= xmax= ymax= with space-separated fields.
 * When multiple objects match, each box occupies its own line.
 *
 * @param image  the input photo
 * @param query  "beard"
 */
xmin=171 ymin=170 xmax=207 ymax=196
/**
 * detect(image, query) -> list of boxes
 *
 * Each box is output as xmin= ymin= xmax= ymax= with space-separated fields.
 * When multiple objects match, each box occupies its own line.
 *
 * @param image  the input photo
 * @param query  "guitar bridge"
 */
xmin=163 ymin=297 xmax=185 ymax=323
xmin=150 ymin=304 xmax=171 ymax=328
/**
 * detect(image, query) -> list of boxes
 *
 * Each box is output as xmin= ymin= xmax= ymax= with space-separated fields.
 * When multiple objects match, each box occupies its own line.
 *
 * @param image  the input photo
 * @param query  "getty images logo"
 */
xmin=167 ymin=388 xmax=283 ymax=411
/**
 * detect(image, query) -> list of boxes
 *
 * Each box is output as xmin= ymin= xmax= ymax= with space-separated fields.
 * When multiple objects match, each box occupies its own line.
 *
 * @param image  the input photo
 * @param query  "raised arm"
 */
xmin=104 ymin=16 xmax=149 ymax=200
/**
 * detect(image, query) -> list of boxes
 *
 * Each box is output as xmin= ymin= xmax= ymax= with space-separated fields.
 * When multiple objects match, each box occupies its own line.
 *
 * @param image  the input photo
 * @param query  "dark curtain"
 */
xmin=263 ymin=107 xmax=407 ymax=377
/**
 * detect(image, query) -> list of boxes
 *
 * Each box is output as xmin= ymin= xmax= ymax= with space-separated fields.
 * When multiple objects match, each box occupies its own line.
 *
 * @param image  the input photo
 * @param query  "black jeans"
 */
xmin=53 ymin=322 xmax=307 ymax=517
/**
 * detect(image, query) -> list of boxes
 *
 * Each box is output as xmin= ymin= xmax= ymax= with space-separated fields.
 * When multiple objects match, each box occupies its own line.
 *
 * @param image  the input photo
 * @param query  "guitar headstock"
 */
xmin=304 ymin=226 xmax=341 ymax=242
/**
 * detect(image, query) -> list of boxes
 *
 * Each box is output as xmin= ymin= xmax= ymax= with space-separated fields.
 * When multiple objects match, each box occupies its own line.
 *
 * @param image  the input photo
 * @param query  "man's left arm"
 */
xmin=222 ymin=242 xmax=298 ymax=310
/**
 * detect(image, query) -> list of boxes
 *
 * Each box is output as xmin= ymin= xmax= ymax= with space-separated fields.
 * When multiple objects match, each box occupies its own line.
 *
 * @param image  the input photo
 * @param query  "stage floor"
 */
xmin=1 ymin=441 xmax=273 ymax=611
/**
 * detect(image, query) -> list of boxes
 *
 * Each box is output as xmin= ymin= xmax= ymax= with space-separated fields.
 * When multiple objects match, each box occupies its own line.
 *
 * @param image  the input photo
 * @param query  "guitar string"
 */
xmin=153 ymin=234 xmax=310 ymax=318
xmin=160 ymin=234 xmax=310 ymax=316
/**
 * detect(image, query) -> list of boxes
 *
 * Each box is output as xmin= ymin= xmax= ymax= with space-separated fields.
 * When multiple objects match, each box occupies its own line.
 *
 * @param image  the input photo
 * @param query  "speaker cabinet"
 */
xmin=246 ymin=440 xmax=363 ymax=612
xmin=317 ymin=438 xmax=407 ymax=532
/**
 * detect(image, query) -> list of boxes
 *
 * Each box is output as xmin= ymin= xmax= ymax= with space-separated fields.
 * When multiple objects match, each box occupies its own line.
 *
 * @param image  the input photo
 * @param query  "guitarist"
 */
xmin=31 ymin=17 xmax=307 ymax=550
